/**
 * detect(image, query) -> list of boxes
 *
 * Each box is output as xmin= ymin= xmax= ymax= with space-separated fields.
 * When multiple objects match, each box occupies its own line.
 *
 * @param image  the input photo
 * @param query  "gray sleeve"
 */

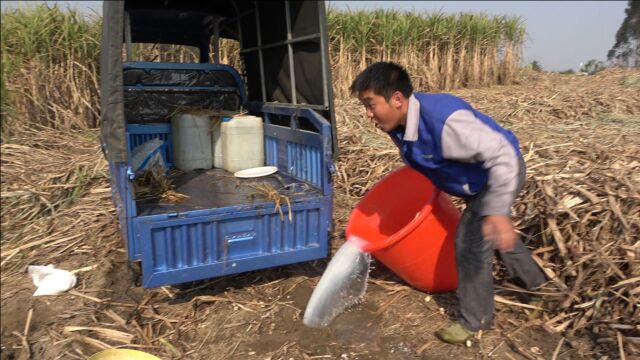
xmin=441 ymin=109 xmax=520 ymax=216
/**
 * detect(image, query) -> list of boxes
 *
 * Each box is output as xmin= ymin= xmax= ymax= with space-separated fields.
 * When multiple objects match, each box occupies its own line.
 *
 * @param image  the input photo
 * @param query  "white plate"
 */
xmin=233 ymin=166 xmax=278 ymax=178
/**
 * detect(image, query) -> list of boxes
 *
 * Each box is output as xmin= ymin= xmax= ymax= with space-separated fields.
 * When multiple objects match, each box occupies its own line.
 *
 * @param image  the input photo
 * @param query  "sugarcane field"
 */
xmin=1 ymin=2 xmax=639 ymax=360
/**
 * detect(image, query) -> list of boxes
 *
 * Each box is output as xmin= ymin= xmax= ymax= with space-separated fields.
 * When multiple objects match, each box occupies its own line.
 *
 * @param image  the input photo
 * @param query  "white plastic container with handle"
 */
xmin=211 ymin=116 xmax=224 ymax=168
xmin=221 ymin=115 xmax=264 ymax=173
xmin=171 ymin=113 xmax=213 ymax=171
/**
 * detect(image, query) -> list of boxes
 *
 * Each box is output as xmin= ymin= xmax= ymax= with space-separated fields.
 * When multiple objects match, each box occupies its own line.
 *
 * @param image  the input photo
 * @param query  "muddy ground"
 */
xmin=2 ymin=69 xmax=638 ymax=359
xmin=1 ymin=228 xmax=586 ymax=360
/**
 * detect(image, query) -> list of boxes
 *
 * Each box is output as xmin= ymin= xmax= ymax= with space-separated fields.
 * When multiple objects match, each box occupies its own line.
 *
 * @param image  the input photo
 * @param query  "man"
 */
xmin=350 ymin=62 xmax=546 ymax=344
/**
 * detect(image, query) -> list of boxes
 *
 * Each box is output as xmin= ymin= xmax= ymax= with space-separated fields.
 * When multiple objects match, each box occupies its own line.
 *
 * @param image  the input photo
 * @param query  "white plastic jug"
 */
xmin=221 ymin=115 xmax=264 ymax=173
xmin=211 ymin=117 xmax=224 ymax=168
xmin=171 ymin=113 xmax=212 ymax=171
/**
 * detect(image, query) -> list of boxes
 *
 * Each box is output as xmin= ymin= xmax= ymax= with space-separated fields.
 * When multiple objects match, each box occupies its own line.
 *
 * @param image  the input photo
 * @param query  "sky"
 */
xmin=1 ymin=1 xmax=629 ymax=71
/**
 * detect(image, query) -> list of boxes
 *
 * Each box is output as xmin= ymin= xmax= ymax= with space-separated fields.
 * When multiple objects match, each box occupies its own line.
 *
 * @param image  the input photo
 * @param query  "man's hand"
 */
xmin=482 ymin=215 xmax=516 ymax=252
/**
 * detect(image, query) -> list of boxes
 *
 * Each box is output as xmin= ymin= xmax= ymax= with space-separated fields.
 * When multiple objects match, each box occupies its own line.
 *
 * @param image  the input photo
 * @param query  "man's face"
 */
xmin=357 ymin=89 xmax=405 ymax=132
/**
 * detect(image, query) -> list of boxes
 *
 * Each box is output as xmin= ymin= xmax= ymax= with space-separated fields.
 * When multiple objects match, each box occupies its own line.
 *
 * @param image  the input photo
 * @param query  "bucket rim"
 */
xmin=345 ymin=166 xmax=439 ymax=253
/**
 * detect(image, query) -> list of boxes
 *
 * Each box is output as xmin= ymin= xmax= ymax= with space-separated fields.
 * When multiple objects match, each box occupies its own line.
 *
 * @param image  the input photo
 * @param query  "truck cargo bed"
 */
xmin=112 ymin=96 xmax=334 ymax=288
xmin=136 ymin=169 xmax=322 ymax=216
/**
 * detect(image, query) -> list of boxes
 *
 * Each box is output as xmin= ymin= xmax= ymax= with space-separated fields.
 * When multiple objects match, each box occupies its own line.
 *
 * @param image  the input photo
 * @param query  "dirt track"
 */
xmin=1 ymin=69 xmax=639 ymax=359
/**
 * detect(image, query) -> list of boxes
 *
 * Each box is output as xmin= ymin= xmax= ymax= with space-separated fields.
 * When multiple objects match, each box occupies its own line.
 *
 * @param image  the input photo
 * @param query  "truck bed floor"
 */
xmin=136 ymin=168 xmax=322 ymax=216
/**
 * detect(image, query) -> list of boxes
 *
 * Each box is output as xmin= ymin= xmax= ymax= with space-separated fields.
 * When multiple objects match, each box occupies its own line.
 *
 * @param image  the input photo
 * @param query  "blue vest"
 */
xmin=389 ymin=93 xmax=521 ymax=197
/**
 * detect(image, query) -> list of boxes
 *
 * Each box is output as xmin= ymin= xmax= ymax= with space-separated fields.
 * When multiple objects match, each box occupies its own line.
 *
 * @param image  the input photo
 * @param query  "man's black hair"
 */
xmin=350 ymin=62 xmax=413 ymax=100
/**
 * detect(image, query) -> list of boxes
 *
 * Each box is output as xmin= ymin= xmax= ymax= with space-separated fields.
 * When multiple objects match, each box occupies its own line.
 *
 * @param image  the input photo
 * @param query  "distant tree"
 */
xmin=607 ymin=1 xmax=640 ymax=67
xmin=530 ymin=60 xmax=543 ymax=72
xmin=581 ymin=59 xmax=606 ymax=75
xmin=559 ymin=69 xmax=575 ymax=75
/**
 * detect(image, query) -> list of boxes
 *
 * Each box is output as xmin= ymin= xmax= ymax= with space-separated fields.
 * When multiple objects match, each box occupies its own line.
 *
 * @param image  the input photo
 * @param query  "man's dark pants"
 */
xmin=455 ymin=157 xmax=546 ymax=331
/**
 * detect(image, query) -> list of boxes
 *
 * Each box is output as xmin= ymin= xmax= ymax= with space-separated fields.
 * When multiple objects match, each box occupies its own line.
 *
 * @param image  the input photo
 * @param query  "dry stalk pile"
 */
xmin=134 ymin=168 xmax=190 ymax=203
xmin=334 ymin=69 xmax=640 ymax=349
xmin=0 ymin=126 xmax=116 ymax=273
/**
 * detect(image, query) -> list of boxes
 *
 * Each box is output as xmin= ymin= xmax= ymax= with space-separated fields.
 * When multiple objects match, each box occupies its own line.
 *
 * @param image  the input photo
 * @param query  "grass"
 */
xmin=327 ymin=8 xmax=526 ymax=96
xmin=1 ymin=3 xmax=527 ymax=134
xmin=0 ymin=3 xmax=101 ymax=136
xmin=0 ymin=3 xmax=100 ymax=69
xmin=622 ymin=75 xmax=640 ymax=87
xmin=68 ymin=168 xmax=90 ymax=203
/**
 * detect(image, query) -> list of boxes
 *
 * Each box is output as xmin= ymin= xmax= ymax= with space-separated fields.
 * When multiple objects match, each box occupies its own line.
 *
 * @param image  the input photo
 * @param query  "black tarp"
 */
xmin=122 ymin=66 xmax=243 ymax=122
xmin=122 ymin=68 xmax=238 ymax=87
xmin=101 ymin=0 xmax=336 ymax=163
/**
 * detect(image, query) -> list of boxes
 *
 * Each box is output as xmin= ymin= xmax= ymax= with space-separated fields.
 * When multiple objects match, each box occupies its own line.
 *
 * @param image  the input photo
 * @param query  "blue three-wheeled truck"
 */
xmin=100 ymin=1 xmax=338 ymax=288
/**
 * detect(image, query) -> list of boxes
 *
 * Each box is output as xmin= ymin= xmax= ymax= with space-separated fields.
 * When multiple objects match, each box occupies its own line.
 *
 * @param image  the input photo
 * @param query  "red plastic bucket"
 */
xmin=345 ymin=166 xmax=460 ymax=293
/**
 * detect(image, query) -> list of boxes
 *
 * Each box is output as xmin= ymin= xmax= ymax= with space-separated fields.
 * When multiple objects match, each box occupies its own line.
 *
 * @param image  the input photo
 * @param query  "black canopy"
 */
xmin=101 ymin=0 xmax=336 ymax=163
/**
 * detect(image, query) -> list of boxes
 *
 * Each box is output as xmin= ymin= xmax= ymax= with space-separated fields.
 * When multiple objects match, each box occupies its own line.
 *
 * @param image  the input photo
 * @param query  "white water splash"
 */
xmin=302 ymin=239 xmax=371 ymax=328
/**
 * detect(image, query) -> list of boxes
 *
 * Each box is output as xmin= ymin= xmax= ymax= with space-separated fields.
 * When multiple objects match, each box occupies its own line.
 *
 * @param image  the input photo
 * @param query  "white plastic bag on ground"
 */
xmin=28 ymin=265 xmax=77 ymax=296
xmin=303 ymin=241 xmax=371 ymax=328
